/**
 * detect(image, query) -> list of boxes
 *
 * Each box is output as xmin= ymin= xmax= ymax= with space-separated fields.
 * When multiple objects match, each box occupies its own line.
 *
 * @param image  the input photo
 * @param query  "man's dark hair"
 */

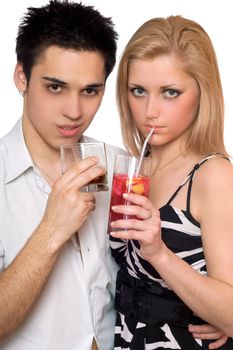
xmin=16 ymin=0 xmax=118 ymax=81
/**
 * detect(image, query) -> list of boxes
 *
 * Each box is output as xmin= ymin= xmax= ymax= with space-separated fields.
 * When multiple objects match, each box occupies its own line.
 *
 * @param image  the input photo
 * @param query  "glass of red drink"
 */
xmin=108 ymin=154 xmax=151 ymax=232
xmin=60 ymin=142 xmax=108 ymax=192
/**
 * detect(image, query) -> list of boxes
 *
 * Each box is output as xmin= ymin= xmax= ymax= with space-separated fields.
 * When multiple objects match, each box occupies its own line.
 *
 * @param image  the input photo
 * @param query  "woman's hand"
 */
xmin=188 ymin=324 xmax=228 ymax=349
xmin=110 ymin=192 xmax=164 ymax=260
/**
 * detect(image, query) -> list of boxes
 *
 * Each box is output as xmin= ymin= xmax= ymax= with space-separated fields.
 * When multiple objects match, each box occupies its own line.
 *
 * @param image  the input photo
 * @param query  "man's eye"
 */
xmin=84 ymin=88 xmax=97 ymax=95
xmin=130 ymin=87 xmax=146 ymax=97
xmin=48 ymin=84 xmax=62 ymax=92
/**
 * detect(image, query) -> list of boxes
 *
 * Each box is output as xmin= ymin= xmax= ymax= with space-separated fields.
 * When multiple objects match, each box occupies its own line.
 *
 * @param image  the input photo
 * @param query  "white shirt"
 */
xmin=0 ymin=119 xmax=124 ymax=350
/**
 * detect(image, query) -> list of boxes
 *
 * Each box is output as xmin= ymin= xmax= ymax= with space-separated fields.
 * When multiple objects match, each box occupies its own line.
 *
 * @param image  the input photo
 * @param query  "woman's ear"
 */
xmin=14 ymin=62 xmax=27 ymax=94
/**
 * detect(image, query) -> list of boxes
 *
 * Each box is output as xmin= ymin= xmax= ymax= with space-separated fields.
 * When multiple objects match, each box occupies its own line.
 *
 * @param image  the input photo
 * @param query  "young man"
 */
xmin=0 ymin=1 xmax=122 ymax=349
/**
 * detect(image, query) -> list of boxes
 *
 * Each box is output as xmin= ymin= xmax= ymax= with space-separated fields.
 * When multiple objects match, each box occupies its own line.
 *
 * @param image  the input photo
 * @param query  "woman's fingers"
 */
xmin=110 ymin=228 xmax=146 ymax=241
xmin=111 ymin=216 xmax=155 ymax=231
xmin=109 ymin=193 xmax=163 ymax=259
xmin=110 ymin=214 xmax=161 ymax=240
xmin=111 ymin=204 xmax=152 ymax=220
xmin=110 ymin=195 xmax=160 ymax=240
xmin=111 ymin=193 xmax=159 ymax=221
xmin=122 ymin=193 xmax=154 ymax=210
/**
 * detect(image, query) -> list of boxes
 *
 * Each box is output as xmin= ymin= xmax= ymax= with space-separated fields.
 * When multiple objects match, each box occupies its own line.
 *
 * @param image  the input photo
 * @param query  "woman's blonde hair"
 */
xmin=117 ymin=15 xmax=226 ymax=157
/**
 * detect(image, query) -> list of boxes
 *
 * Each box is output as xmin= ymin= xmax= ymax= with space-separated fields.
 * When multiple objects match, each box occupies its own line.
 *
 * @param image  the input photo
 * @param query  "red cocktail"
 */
xmin=108 ymin=173 xmax=150 ymax=232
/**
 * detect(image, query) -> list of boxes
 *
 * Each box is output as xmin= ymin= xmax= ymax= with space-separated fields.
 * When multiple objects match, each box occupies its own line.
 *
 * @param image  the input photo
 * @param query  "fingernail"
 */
xmin=123 ymin=193 xmax=128 ymax=198
xmin=188 ymin=324 xmax=193 ymax=331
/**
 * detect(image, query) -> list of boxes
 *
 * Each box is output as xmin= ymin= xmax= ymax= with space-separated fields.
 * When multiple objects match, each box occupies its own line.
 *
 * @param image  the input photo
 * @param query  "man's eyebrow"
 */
xmin=85 ymin=83 xmax=105 ymax=89
xmin=42 ymin=76 xmax=67 ymax=85
xmin=42 ymin=77 xmax=104 ymax=89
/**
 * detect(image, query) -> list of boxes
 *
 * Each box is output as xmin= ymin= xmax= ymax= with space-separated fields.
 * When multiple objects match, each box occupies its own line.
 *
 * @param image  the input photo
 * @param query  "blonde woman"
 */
xmin=109 ymin=16 xmax=233 ymax=349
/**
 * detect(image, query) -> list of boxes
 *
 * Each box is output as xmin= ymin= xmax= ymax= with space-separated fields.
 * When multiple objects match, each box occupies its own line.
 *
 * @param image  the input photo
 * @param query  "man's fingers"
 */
xmin=62 ymin=156 xmax=98 ymax=180
xmin=208 ymin=336 xmax=228 ymax=349
xmin=188 ymin=324 xmax=223 ymax=336
xmin=60 ymin=157 xmax=106 ymax=190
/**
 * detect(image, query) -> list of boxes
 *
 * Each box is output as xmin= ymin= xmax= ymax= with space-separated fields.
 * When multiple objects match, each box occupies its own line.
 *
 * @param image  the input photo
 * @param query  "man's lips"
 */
xmin=57 ymin=125 xmax=81 ymax=137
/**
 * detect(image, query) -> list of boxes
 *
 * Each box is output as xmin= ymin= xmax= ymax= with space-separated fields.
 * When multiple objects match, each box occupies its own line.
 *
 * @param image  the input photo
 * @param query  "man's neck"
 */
xmin=22 ymin=115 xmax=62 ymax=184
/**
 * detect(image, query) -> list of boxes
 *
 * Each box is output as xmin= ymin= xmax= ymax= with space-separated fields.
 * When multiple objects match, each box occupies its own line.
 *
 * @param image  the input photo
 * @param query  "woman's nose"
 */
xmin=145 ymin=96 xmax=160 ymax=120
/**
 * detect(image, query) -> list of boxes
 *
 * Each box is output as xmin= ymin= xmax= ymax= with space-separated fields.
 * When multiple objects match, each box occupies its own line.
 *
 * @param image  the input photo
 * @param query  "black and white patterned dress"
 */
xmin=110 ymin=154 xmax=233 ymax=349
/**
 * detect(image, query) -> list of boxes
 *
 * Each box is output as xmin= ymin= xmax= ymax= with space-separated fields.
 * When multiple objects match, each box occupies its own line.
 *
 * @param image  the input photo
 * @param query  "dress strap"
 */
xmin=167 ymin=153 xmax=229 ymax=211
xmin=166 ymin=171 xmax=193 ymax=206
xmin=186 ymin=153 xmax=229 ymax=212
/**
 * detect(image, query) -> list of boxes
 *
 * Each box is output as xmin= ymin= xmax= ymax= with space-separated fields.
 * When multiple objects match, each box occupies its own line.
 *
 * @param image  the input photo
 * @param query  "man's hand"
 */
xmin=188 ymin=324 xmax=228 ymax=349
xmin=40 ymin=156 xmax=106 ymax=248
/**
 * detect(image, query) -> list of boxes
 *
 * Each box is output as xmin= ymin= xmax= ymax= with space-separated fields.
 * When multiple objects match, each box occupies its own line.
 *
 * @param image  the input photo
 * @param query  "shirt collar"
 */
xmin=4 ymin=121 xmax=99 ymax=185
xmin=4 ymin=118 xmax=33 ymax=184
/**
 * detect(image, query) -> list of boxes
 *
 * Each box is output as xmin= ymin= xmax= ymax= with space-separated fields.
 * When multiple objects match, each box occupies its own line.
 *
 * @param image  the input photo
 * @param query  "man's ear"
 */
xmin=14 ymin=62 xmax=27 ymax=94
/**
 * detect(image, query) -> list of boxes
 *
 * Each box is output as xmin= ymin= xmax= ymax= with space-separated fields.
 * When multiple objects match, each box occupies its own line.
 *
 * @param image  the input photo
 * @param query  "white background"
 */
xmin=0 ymin=0 xmax=232 ymax=153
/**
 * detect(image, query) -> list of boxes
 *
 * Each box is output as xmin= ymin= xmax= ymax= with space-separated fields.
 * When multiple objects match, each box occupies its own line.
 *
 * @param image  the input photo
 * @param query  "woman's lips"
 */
xmin=145 ymin=125 xmax=163 ymax=133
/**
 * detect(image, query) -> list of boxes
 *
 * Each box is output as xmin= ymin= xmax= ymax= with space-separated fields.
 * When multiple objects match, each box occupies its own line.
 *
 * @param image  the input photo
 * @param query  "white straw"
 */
xmin=135 ymin=127 xmax=154 ymax=177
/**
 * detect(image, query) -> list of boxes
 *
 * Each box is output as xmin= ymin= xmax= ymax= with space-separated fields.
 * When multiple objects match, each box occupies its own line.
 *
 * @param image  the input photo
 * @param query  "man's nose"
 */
xmin=62 ymin=93 xmax=82 ymax=120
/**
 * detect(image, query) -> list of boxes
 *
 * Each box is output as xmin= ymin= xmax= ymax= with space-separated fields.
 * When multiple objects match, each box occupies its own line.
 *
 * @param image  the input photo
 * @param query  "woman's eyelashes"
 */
xmin=163 ymin=88 xmax=182 ymax=99
xmin=129 ymin=86 xmax=146 ymax=97
xmin=128 ymin=86 xmax=182 ymax=99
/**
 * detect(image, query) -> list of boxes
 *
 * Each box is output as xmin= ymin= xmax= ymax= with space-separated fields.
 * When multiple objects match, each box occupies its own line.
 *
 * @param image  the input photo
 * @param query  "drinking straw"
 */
xmin=135 ymin=128 xmax=154 ymax=177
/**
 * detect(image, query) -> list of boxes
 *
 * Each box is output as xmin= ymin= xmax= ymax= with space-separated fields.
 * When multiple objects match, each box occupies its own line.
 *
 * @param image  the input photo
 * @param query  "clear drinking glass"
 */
xmin=108 ymin=154 xmax=151 ymax=233
xmin=60 ymin=142 xmax=108 ymax=192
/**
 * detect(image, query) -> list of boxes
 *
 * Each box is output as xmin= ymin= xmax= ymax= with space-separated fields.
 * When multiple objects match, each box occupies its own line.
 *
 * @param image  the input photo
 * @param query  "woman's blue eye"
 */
xmin=164 ymin=89 xmax=180 ymax=98
xmin=130 ymin=87 xmax=146 ymax=97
